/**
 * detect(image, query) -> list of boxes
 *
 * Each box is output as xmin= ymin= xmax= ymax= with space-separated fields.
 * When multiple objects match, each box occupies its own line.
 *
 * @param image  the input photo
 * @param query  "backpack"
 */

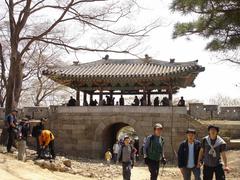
xmin=16 ymin=122 xmax=30 ymax=140
xmin=16 ymin=124 xmax=23 ymax=140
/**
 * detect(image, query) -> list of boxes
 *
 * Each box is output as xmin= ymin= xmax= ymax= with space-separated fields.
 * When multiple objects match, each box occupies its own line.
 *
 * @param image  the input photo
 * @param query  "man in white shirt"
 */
xmin=113 ymin=140 xmax=119 ymax=163
xmin=178 ymin=128 xmax=201 ymax=180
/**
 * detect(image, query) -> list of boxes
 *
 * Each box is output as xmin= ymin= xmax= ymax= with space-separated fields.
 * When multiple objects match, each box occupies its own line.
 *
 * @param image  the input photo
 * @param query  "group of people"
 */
xmin=67 ymin=95 xmax=186 ymax=107
xmin=106 ymin=123 xmax=229 ymax=180
xmin=1 ymin=109 xmax=56 ymax=161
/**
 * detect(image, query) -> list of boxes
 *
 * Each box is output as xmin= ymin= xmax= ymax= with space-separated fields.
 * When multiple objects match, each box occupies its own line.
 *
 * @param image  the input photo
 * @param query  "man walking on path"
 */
xmin=118 ymin=135 xmax=135 ymax=180
xmin=197 ymin=125 xmax=230 ymax=180
xmin=178 ymin=128 xmax=201 ymax=180
xmin=6 ymin=109 xmax=18 ymax=153
xmin=113 ymin=140 xmax=119 ymax=163
xmin=143 ymin=123 xmax=166 ymax=180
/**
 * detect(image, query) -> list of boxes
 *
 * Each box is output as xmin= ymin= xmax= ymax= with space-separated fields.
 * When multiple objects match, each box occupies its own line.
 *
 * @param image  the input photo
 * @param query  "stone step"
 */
xmin=229 ymin=139 xmax=240 ymax=149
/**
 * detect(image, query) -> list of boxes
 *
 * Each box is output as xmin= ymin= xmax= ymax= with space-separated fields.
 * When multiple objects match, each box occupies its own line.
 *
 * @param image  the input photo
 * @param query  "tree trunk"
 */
xmin=5 ymin=51 xmax=23 ymax=114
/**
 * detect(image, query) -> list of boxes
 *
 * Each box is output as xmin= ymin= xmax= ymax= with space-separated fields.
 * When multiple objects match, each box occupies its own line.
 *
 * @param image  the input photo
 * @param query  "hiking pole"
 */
xmin=160 ymin=158 xmax=167 ymax=176
xmin=161 ymin=164 xmax=165 ymax=176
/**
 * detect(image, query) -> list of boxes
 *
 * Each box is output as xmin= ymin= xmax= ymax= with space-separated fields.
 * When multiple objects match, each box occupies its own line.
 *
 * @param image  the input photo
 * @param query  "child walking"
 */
xmin=118 ymin=135 xmax=136 ymax=180
xmin=105 ymin=148 xmax=112 ymax=166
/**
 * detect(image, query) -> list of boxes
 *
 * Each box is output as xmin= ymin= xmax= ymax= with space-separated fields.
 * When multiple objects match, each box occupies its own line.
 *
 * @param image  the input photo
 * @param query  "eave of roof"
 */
xmin=43 ymin=58 xmax=204 ymax=79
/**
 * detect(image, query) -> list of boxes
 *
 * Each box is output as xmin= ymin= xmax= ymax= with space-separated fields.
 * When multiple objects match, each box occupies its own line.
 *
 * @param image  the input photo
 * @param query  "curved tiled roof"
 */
xmin=43 ymin=58 xmax=204 ymax=78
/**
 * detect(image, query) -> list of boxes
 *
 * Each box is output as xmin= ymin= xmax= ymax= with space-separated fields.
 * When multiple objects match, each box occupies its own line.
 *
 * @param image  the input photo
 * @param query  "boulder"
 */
xmin=63 ymin=160 xmax=72 ymax=168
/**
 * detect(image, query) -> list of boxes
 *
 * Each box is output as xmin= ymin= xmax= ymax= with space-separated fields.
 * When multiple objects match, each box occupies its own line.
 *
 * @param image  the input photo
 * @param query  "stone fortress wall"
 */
xmin=0 ymin=104 xmax=239 ymax=159
xmin=189 ymin=103 xmax=240 ymax=120
xmin=0 ymin=103 xmax=239 ymax=121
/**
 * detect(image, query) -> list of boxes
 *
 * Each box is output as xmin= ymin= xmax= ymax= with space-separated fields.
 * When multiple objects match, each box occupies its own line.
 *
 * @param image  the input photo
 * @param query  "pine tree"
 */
xmin=171 ymin=0 xmax=240 ymax=52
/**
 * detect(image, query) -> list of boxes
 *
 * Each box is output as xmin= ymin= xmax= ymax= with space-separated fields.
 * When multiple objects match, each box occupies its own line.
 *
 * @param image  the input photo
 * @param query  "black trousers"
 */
xmin=0 ymin=127 xmax=8 ymax=146
xmin=7 ymin=129 xmax=15 ymax=152
xmin=147 ymin=159 xmax=160 ymax=180
xmin=48 ymin=140 xmax=55 ymax=159
xmin=122 ymin=161 xmax=131 ymax=180
xmin=203 ymin=164 xmax=225 ymax=180
xmin=36 ymin=137 xmax=41 ymax=156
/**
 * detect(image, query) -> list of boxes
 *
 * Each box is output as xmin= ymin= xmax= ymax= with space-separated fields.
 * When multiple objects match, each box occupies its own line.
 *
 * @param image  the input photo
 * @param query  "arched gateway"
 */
xmin=45 ymin=56 xmax=204 ymax=159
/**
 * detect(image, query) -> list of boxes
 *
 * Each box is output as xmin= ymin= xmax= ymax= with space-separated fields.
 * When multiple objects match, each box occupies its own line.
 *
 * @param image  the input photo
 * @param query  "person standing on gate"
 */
xmin=117 ymin=135 xmax=136 ymax=180
xmin=197 ymin=125 xmax=230 ymax=180
xmin=178 ymin=128 xmax=201 ymax=180
xmin=113 ymin=140 xmax=119 ymax=163
xmin=143 ymin=123 xmax=166 ymax=180
xmin=6 ymin=109 xmax=18 ymax=153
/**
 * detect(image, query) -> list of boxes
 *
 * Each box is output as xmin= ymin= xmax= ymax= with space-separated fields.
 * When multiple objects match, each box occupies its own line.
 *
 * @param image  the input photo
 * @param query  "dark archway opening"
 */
xmin=101 ymin=122 xmax=139 ymax=157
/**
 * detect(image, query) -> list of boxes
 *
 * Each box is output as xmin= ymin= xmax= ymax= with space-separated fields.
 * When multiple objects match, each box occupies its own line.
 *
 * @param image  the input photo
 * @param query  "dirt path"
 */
xmin=0 ymin=150 xmax=239 ymax=180
xmin=0 ymin=153 xmax=91 ymax=180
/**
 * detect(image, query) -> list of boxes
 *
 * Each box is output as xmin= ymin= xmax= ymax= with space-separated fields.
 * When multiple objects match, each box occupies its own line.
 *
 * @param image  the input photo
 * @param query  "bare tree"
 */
xmin=21 ymin=42 xmax=69 ymax=106
xmin=0 ymin=0 xmax=160 ymax=114
xmin=209 ymin=94 xmax=240 ymax=106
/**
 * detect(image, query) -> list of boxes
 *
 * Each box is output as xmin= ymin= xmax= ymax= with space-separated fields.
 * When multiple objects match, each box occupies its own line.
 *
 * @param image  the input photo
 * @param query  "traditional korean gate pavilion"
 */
xmin=43 ymin=55 xmax=205 ymax=105
xmin=43 ymin=55 xmax=205 ymax=159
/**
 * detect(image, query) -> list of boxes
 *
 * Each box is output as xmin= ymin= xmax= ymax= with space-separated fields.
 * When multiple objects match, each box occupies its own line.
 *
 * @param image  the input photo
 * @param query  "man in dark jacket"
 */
xmin=178 ymin=128 xmax=201 ymax=180
xmin=6 ymin=109 xmax=18 ymax=153
xmin=32 ymin=118 xmax=47 ymax=157
xmin=143 ymin=123 xmax=166 ymax=180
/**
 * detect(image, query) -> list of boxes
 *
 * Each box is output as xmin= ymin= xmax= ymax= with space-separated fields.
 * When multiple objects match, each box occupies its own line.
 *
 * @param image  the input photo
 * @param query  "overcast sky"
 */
xmin=1 ymin=0 xmax=239 ymax=103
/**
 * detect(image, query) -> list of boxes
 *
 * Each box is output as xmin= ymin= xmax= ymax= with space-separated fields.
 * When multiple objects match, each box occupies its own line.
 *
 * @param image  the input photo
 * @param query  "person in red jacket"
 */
xmin=38 ymin=130 xmax=55 ymax=159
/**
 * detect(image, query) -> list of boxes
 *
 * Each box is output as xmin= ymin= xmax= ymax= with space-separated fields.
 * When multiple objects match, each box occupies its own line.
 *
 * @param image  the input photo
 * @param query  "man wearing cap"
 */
xmin=143 ymin=123 xmax=166 ymax=180
xmin=178 ymin=128 xmax=201 ymax=180
xmin=197 ymin=125 xmax=230 ymax=180
xmin=6 ymin=109 xmax=18 ymax=153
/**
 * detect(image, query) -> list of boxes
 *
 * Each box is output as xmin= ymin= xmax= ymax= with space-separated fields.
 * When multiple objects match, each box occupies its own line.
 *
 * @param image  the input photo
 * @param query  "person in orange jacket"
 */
xmin=38 ymin=130 xmax=55 ymax=159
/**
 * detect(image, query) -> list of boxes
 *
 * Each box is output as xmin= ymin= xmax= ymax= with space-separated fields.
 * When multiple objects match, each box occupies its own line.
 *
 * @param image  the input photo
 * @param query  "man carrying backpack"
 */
xmin=6 ymin=109 xmax=18 ymax=153
xmin=17 ymin=118 xmax=30 ymax=161
xmin=32 ymin=118 xmax=47 ymax=157
xmin=143 ymin=123 xmax=166 ymax=180
xmin=197 ymin=125 xmax=230 ymax=180
xmin=117 ymin=135 xmax=136 ymax=180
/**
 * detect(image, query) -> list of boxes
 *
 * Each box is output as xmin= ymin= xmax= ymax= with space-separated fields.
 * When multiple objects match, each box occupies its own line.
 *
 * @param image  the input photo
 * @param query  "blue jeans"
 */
xmin=182 ymin=167 xmax=201 ymax=180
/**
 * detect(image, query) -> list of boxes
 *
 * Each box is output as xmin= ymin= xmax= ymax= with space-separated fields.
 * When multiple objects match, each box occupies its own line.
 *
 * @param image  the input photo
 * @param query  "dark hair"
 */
xmin=208 ymin=125 xmax=219 ymax=132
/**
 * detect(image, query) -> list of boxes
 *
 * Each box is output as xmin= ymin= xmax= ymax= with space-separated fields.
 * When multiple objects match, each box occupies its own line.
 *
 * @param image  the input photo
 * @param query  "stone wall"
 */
xmin=48 ymin=106 xmax=206 ymax=159
xmin=189 ymin=103 xmax=240 ymax=120
xmin=0 ymin=107 xmax=49 ymax=120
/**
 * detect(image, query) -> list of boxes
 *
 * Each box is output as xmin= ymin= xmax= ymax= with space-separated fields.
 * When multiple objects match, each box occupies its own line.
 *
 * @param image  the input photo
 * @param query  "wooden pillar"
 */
xmin=83 ymin=92 xmax=87 ymax=106
xmin=168 ymin=89 xmax=173 ymax=106
xmin=99 ymin=89 xmax=103 ymax=106
xmin=110 ymin=90 xmax=113 ymax=99
xmin=143 ymin=89 xmax=146 ymax=106
xmin=76 ymin=90 xmax=80 ymax=106
xmin=147 ymin=91 xmax=151 ymax=106
xmin=90 ymin=93 xmax=93 ymax=105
